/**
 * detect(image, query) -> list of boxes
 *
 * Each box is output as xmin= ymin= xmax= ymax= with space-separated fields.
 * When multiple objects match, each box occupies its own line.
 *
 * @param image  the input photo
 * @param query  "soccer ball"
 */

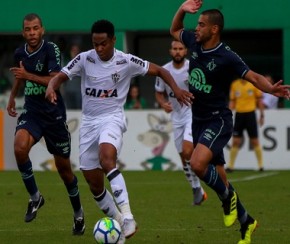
xmin=93 ymin=217 xmax=121 ymax=243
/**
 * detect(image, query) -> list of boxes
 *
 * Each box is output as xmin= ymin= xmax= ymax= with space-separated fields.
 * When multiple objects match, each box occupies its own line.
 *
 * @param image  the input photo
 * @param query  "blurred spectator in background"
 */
xmin=124 ymin=84 xmax=147 ymax=109
xmin=262 ymin=74 xmax=279 ymax=109
xmin=61 ymin=43 xmax=82 ymax=109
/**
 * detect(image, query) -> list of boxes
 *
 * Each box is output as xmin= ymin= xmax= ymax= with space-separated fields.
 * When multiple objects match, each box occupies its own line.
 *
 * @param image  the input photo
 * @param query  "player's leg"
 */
xmin=182 ymin=140 xmax=207 ymax=205
xmin=14 ymin=113 xmax=44 ymax=222
xmin=227 ymin=182 xmax=258 ymax=243
xmin=247 ymin=112 xmax=263 ymax=171
xmin=54 ymin=155 xmax=85 ymax=235
xmin=46 ymin=119 xmax=85 ymax=234
xmin=99 ymin=115 xmax=137 ymax=239
xmin=99 ymin=142 xmax=137 ymax=239
xmin=227 ymin=113 xmax=243 ymax=172
xmin=191 ymin=113 xmax=237 ymax=227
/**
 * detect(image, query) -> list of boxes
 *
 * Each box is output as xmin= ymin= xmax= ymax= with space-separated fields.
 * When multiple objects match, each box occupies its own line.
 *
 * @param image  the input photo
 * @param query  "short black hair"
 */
xmin=201 ymin=9 xmax=224 ymax=32
xmin=91 ymin=19 xmax=115 ymax=38
xmin=23 ymin=13 xmax=42 ymax=28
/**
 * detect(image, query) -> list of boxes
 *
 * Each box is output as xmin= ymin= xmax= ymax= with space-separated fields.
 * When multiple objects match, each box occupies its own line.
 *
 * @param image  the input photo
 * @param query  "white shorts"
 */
xmin=79 ymin=112 xmax=127 ymax=170
xmin=173 ymin=119 xmax=193 ymax=153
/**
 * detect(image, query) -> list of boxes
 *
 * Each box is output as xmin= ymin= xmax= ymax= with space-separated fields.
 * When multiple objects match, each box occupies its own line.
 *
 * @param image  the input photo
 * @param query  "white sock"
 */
xmin=94 ymin=188 xmax=122 ymax=224
xmin=107 ymin=168 xmax=133 ymax=220
xmin=185 ymin=160 xmax=201 ymax=189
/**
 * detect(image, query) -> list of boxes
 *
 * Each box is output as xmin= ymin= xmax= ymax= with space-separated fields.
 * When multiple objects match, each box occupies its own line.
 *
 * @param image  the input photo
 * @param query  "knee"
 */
xmin=190 ymin=160 xmax=206 ymax=178
xmin=14 ymin=142 xmax=29 ymax=162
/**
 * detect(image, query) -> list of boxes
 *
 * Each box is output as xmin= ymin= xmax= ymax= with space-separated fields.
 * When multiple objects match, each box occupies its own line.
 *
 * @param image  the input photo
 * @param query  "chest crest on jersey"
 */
xmin=111 ymin=71 xmax=120 ymax=83
xmin=35 ymin=60 xmax=44 ymax=72
xmin=207 ymin=59 xmax=216 ymax=71
xmin=191 ymin=51 xmax=198 ymax=59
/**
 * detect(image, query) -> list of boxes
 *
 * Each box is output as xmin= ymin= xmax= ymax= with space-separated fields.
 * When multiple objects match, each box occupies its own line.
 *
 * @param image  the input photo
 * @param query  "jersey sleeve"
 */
xmin=61 ymin=53 xmax=83 ymax=79
xmin=127 ymin=54 xmax=149 ymax=77
xmin=155 ymin=76 xmax=165 ymax=92
xmin=180 ymin=30 xmax=196 ymax=48
xmin=226 ymin=47 xmax=250 ymax=78
xmin=47 ymin=42 xmax=61 ymax=73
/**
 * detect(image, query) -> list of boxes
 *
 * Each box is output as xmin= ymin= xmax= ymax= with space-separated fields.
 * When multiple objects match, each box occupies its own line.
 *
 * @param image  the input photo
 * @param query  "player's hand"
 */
xmin=181 ymin=0 xmax=203 ymax=14
xmin=45 ymin=86 xmax=58 ymax=104
xmin=161 ymin=102 xmax=173 ymax=113
xmin=175 ymin=88 xmax=194 ymax=106
xmin=7 ymin=97 xmax=17 ymax=117
xmin=10 ymin=61 xmax=29 ymax=80
xmin=271 ymin=80 xmax=290 ymax=99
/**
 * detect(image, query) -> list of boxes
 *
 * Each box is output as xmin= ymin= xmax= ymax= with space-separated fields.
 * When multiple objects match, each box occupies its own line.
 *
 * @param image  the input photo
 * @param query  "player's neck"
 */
xmin=202 ymin=38 xmax=221 ymax=50
xmin=173 ymin=60 xmax=185 ymax=69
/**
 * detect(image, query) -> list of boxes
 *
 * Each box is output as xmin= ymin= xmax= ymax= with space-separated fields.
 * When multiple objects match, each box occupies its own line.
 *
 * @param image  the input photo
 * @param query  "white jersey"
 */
xmin=62 ymin=49 xmax=149 ymax=119
xmin=155 ymin=59 xmax=191 ymax=125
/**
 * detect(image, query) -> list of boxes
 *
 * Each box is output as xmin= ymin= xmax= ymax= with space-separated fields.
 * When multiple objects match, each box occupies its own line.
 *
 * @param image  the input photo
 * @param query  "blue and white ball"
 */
xmin=93 ymin=217 xmax=121 ymax=243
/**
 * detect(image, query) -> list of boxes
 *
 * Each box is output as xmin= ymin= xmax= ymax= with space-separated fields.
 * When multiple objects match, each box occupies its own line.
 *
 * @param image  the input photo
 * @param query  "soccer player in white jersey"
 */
xmin=155 ymin=40 xmax=207 ymax=205
xmin=45 ymin=19 xmax=193 ymax=243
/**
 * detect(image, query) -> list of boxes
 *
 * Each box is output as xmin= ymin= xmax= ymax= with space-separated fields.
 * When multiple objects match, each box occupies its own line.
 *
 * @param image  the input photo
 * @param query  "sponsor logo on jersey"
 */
xmin=67 ymin=55 xmax=81 ymax=70
xmin=85 ymin=88 xmax=118 ymax=98
xmin=111 ymin=72 xmax=120 ymax=83
xmin=86 ymin=56 xmax=95 ymax=64
xmin=188 ymin=68 xmax=212 ymax=93
xmin=130 ymin=56 xmax=145 ymax=67
xmin=116 ymin=59 xmax=127 ymax=65
xmin=24 ymin=81 xmax=46 ymax=95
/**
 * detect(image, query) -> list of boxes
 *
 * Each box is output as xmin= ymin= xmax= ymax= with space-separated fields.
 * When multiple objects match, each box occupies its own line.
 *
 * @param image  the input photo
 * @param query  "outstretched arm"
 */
xmin=45 ymin=72 xmax=69 ymax=104
xmin=245 ymin=70 xmax=290 ymax=99
xmin=170 ymin=0 xmax=203 ymax=41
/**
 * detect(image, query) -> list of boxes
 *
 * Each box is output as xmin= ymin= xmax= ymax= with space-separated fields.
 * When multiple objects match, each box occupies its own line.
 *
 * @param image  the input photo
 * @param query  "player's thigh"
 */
xmin=44 ymin=120 xmax=71 ymax=158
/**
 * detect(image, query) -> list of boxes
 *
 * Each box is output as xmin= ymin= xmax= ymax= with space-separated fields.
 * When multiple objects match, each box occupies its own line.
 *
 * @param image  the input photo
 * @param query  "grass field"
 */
xmin=0 ymin=170 xmax=290 ymax=244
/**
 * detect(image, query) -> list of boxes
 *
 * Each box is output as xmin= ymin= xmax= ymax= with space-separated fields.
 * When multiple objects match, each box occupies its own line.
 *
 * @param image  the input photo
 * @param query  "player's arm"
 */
xmin=147 ymin=62 xmax=193 ymax=106
xmin=155 ymin=91 xmax=173 ymax=113
xmin=170 ymin=0 xmax=203 ymax=41
xmin=244 ymin=70 xmax=290 ymax=99
xmin=9 ymin=61 xmax=57 ymax=86
xmin=45 ymin=72 xmax=69 ymax=104
xmin=6 ymin=78 xmax=23 ymax=117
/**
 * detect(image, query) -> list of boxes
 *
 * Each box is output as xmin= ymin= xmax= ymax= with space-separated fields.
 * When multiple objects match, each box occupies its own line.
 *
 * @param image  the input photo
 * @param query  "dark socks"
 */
xmin=65 ymin=175 xmax=82 ymax=216
xmin=202 ymin=164 xmax=228 ymax=200
xmin=17 ymin=159 xmax=38 ymax=197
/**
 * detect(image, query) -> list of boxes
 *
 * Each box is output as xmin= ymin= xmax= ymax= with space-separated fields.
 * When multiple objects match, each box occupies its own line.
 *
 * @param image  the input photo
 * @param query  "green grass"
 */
xmin=1 ymin=170 xmax=290 ymax=243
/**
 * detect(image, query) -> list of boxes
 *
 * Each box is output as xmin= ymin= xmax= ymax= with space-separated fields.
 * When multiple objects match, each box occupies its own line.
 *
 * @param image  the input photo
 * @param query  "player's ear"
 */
xmin=112 ymin=35 xmax=116 ymax=45
xmin=212 ymin=25 xmax=219 ymax=34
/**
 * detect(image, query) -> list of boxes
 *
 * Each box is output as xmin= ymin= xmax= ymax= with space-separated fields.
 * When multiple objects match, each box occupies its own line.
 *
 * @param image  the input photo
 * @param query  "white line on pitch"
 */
xmin=229 ymin=172 xmax=279 ymax=182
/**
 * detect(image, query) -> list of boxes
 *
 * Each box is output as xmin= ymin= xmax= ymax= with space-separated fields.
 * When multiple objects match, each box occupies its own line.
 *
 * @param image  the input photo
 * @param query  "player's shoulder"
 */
xmin=162 ymin=61 xmax=172 ymax=69
xmin=45 ymin=40 xmax=60 ymax=50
